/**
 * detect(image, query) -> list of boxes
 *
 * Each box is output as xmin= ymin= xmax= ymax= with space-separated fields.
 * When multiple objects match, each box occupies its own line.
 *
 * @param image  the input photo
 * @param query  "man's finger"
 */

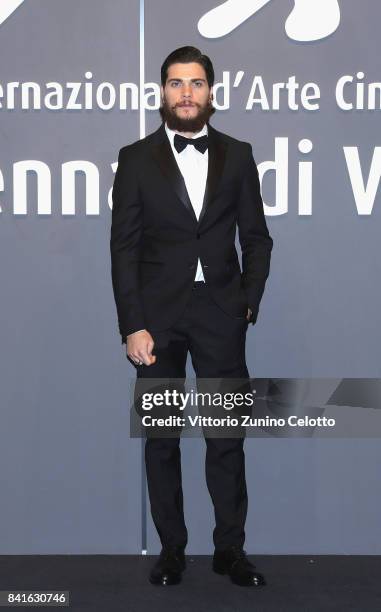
xmin=128 ymin=353 xmax=142 ymax=364
xmin=134 ymin=345 xmax=152 ymax=366
xmin=140 ymin=350 xmax=156 ymax=366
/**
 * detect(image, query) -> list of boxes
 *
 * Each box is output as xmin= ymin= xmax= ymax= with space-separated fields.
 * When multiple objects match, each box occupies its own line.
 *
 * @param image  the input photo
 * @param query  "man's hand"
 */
xmin=246 ymin=307 xmax=252 ymax=322
xmin=126 ymin=330 xmax=156 ymax=366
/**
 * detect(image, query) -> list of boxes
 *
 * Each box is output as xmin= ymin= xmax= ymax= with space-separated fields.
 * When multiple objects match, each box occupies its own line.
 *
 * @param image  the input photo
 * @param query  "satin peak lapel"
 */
xmin=150 ymin=130 xmax=197 ymax=223
xmin=199 ymin=126 xmax=227 ymax=226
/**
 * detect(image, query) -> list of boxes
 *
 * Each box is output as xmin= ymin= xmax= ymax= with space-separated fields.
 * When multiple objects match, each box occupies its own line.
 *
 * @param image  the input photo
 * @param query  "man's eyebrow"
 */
xmin=167 ymin=78 xmax=206 ymax=82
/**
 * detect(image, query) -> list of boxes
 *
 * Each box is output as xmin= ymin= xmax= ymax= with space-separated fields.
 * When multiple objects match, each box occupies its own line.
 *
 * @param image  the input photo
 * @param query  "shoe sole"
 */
xmin=213 ymin=563 xmax=266 ymax=587
xmin=149 ymin=566 xmax=185 ymax=586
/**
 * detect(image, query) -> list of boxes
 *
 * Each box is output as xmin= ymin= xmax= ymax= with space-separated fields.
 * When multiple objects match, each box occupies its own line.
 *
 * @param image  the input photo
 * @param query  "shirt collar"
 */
xmin=165 ymin=121 xmax=208 ymax=149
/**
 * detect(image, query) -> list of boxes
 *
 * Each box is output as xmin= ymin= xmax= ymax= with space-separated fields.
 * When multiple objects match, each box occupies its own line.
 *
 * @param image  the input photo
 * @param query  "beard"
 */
xmin=159 ymin=95 xmax=216 ymax=132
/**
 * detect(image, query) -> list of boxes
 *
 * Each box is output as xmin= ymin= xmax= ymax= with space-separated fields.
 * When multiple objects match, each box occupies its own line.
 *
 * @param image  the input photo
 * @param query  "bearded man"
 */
xmin=110 ymin=45 xmax=273 ymax=587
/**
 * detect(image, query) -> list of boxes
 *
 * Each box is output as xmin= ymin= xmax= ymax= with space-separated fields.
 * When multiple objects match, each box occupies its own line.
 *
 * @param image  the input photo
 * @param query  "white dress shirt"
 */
xmin=165 ymin=121 xmax=208 ymax=282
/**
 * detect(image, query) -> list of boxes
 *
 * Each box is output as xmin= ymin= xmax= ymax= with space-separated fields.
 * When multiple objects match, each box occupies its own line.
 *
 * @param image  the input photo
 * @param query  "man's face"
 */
xmin=160 ymin=62 xmax=214 ymax=133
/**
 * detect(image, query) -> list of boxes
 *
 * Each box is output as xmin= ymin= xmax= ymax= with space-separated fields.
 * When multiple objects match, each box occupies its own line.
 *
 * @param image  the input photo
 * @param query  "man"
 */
xmin=110 ymin=46 xmax=273 ymax=587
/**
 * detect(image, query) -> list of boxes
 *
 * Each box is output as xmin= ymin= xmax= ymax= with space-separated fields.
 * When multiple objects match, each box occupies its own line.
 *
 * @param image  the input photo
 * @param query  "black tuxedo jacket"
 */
xmin=110 ymin=121 xmax=273 ymax=345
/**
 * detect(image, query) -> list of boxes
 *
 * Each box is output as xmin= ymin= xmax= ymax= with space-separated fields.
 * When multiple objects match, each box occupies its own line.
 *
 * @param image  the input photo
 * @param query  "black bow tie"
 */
xmin=173 ymin=133 xmax=208 ymax=154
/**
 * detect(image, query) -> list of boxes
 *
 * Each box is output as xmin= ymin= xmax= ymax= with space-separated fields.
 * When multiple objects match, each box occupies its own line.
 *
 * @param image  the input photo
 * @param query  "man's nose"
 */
xmin=181 ymin=83 xmax=193 ymax=96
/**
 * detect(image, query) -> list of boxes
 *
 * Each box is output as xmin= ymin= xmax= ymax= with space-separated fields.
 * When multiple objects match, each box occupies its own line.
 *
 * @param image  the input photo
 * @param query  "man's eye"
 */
xmin=171 ymin=82 xmax=181 ymax=87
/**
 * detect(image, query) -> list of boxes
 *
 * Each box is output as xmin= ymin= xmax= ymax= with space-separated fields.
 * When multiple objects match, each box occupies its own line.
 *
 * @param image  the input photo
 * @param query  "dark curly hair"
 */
xmin=161 ymin=46 xmax=215 ymax=88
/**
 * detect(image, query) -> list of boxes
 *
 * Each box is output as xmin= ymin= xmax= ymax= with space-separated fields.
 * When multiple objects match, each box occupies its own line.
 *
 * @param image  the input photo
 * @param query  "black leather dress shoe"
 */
xmin=149 ymin=546 xmax=186 ymax=586
xmin=213 ymin=545 xmax=266 ymax=587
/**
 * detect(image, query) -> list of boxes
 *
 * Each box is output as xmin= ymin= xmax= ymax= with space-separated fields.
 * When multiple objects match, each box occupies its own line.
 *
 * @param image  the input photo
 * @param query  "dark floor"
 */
xmin=0 ymin=555 xmax=380 ymax=611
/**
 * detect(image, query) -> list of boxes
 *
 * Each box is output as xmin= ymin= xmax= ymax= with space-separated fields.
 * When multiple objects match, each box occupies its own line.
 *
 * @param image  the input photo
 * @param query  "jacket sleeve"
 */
xmin=237 ymin=143 xmax=273 ymax=325
xmin=110 ymin=147 xmax=146 ymax=344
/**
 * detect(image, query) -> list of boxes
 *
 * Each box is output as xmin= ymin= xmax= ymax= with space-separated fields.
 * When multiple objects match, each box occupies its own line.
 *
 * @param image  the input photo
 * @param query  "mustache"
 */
xmin=175 ymin=102 xmax=199 ymax=107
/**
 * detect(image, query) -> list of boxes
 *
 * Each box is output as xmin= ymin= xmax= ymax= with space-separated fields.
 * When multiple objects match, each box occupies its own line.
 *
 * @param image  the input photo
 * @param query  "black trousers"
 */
xmin=134 ymin=281 xmax=250 ymax=551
